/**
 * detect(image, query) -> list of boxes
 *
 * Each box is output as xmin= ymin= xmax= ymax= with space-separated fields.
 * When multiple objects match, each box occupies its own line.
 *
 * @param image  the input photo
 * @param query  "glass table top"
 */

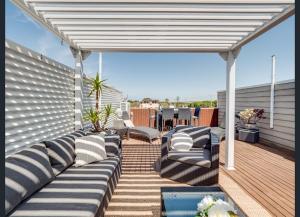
xmin=161 ymin=186 xmax=246 ymax=217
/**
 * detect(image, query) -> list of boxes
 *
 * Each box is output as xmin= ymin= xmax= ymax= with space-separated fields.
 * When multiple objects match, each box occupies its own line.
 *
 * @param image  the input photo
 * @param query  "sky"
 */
xmin=5 ymin=0 xmax=295 ymax=101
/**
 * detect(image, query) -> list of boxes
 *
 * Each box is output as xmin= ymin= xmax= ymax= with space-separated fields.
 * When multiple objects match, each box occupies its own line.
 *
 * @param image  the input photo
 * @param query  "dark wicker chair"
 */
xmin=160 ymin=128 xmax=220 ymax=186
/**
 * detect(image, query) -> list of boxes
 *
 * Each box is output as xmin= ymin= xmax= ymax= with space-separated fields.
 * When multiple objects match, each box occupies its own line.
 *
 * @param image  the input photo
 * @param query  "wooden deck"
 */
xmin=219 ymin=140 xmax=295 ymax=217
xmin=105 ymin=135 xmax=295 ymax=217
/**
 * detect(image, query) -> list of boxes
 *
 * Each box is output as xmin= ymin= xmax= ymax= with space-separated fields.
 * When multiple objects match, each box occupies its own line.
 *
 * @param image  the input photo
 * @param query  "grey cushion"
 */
xmin=211 ymin=127 xmax=226 ymax=141
xmin=57 ymin=158 xmax=120 ymax=182
xmin=43 ymin=130 xmax=86 ymax=175
xmin=177 ymin=126 xmax=211 ymax=149
xmin=130 ymin=126 xmax=160 ymax=140
xmin=5 ymin=144 xmax=55 ymax=215
xmin=8 ymin=178 xmax=107 ymax=217
xmin=168 ymin=148 xmax=211 ymax=168
xmin=74 ymin=135 xmax=107 ymax=167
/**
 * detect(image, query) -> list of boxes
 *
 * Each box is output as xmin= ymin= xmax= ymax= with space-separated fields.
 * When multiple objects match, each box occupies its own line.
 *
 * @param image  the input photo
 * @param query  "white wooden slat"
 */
xmin=217 ymin=80 xmax=295 ymax=150
xmin=33 ymin=3 xmax=286 ymax=13
xmin=5 ymin=40 xmax=75 ymax=155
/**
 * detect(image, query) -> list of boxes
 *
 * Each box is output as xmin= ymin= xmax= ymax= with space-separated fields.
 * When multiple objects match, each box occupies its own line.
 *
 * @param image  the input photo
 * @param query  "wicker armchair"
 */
xmin=160 ymin=128 xmax=220 ymax=186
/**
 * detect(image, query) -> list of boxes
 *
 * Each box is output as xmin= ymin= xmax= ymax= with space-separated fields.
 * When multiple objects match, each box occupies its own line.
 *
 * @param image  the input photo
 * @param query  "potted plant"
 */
xmin=84 ymin=72 xmax=106 ymax=132
xmin=100 ymin=104 xmax=116 ymax=133
xmin=236 ymin=108 xmax=265 ymax=143
xmin=237 ymin=108 xmax=265 ymax=130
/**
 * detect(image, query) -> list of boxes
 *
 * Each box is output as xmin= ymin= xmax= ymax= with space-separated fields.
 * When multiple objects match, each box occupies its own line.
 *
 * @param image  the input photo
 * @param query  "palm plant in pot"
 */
xmin=100 ymin=104 xmax=116 ymax=132
xmin=84 ymin=72 xmax=106 ymax=132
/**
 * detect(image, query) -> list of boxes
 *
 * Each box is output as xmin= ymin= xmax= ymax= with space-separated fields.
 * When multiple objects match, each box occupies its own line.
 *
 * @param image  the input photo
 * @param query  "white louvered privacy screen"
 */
xmin=11 ymin=0 xmax=294 ymax=52
xmin=5 ymin=40 xmax=75 ymax=155
xmin=5 ymin=40 xmax=124 ymax=155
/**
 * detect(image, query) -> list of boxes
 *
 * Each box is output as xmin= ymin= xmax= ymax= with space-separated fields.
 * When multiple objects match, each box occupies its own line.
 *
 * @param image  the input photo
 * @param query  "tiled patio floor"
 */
xmin=104 ymin=134 xmax=294 ymax=217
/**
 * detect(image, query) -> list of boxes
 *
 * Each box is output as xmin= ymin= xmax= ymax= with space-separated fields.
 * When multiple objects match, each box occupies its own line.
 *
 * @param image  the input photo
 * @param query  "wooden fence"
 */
xmin=130 ymin=108 xmax=218 ymax=128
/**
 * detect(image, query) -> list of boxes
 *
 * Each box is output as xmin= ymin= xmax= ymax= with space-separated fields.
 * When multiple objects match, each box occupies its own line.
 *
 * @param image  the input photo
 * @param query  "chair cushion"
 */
xmin=43 ymin=130 xmax=87 ymax=175
xmin=177 ymin=126 xmax=211 ymax=149
xmin=74 ymin=135 xmax=107 ymax=167
xmin=57 ymin=158 xmax=120 ymax=181
xmin=168 ymin=148 xmax=211 ymax=168
xmin=170 ymin=132 xmax=193 ymax=151
xmin=130 ymin=126 xmax=160 ymax=140
xmin=5 ymin=144 xmax=55 ymax=215
xmin=8 ymin=178 xmax=108 ymax=217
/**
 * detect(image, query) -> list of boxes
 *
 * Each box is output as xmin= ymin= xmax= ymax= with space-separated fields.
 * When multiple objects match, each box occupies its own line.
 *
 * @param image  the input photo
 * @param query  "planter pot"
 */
xmin=238 ymin=129 xmax=259 ymax=143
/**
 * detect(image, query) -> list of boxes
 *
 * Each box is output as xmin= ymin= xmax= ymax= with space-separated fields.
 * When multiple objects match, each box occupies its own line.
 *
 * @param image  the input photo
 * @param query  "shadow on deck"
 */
xmin=104 ymin=135 xmax=294 ymax=217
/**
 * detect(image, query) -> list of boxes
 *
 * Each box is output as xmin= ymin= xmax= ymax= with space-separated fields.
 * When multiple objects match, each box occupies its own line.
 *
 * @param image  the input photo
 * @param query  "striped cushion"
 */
xmin=170 ymin=132 xmax=193 ymax=151
xmin=168 ymin=148 xmax=211 ymax=168
xmin=177 ymin=126 xmax=211 ymax=148
xmin=74 ymin=135 xmax=107 ymax=167
xmin=43 ymin=130 xmax=86 ymax=175
xmin=5 ymin=144 xmax=55 ymax=215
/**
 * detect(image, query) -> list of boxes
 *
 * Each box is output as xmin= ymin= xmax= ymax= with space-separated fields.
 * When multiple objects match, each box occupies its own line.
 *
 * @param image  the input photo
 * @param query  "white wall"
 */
xmin=217 ymin=80 xmax=295 ymax=150
xmin=5 ymin=39 xmax=75 ymax=155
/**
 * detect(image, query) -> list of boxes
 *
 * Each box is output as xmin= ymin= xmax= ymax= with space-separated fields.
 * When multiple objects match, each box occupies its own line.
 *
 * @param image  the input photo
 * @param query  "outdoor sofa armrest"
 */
xmin=105 ymin=135 xmax=122 ymax=158
xmin=210 ymin=132 xmax=220 ymax=168
xmin=161 ymin=129 xmax=175 ymax=158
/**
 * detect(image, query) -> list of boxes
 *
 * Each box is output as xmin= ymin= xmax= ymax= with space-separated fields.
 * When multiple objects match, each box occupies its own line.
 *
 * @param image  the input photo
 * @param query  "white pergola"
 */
xmin=12 ymin=0 xmax=294 ymax=170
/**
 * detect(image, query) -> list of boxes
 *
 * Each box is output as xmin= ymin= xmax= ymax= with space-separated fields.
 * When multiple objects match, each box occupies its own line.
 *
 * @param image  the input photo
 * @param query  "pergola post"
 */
xmin=74 ymin=50 xmax=84 ymax=130
xmin=220 ymin=49 xmax=239 ymax=170
xmin=99 ymin=52 xmax=103 ymax=110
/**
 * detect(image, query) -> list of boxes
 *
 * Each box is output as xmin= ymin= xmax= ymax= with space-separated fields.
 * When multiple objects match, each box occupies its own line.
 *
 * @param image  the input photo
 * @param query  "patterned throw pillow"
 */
xmin=43 ymin=130 xmax=86 ymax=175
xmin=170 ymin=132 xmax=193 ymax=151
xmin=74 ymin=134 xmax=107 ymax=167
xmin=177 ymin=126 xmax=211 ymax=148
xmin=5 ymin=144 xmax=55 ymax=215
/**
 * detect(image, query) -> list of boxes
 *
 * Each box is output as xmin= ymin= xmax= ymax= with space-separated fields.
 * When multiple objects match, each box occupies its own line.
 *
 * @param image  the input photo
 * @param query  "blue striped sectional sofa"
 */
xmin=5 ymin=130 xmax=122 ymax=217
xmin=160 ymin=126 xmax=220 ymax=186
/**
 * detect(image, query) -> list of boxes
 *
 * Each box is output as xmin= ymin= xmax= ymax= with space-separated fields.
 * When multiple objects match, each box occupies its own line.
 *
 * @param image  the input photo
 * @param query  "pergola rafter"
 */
xmin=12 ymin=0 xmax=294 ymax=52
xmin=11 ymin=0 xmax=294 ymax=170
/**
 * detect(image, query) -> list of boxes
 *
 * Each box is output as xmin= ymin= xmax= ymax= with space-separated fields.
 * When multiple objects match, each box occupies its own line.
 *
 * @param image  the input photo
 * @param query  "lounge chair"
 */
xmin=115 ymin=111 xmax=160 ymax=144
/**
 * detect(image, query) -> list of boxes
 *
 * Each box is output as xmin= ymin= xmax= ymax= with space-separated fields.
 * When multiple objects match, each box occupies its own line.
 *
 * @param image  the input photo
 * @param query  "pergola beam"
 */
xmin=50 ymin=19 xmax=265 ymax=26
xmin=26 ymin=0 xmax=295 ymax=4
xmin=232 ymin=5 xmax=295 ymax=50
xmin=57 ymin=26 xmax=257 ymax=31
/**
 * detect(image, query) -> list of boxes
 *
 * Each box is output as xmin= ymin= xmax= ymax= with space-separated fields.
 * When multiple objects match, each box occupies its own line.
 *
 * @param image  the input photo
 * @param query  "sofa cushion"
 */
xmin=8 ymin=178 xmax=108 ymax=217
xmin=5 ymin=144 xmax=55 ymax=215
xmin=177 ymin=126 xmax=211 ymax=149
xmin=74 ymin=135 xmax=107 ymax=167
xmin=168 ymin=148 xmax=211 ymax=168
xmin=170 ymin=132 xmax=193 ymax=151
xmin=57 ymin=158 xmax=120 ymax=181
xmin=43 ymin=130 xmax=86 ymax=175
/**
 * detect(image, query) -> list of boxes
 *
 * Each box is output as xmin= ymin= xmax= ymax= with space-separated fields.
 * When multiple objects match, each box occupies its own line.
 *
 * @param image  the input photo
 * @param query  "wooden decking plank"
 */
xmin=105 ymin=137 xmax=294 ymax=217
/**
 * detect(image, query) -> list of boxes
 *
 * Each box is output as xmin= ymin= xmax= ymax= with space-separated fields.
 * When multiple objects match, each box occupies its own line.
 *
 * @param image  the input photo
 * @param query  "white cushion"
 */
xmin=74 ymin=135 xmax=107 ymax=167
xmin=170 ymin=132 xmax=193 ymax=151
xmin=124 ymin=119 xmax=135 ymax=128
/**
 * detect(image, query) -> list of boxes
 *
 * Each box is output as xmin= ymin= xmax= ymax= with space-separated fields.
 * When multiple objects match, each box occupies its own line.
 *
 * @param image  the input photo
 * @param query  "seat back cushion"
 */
xmin=43 ymin=130 xmax=86 ymax=175
xmin=5 ymin=144 xmax=55 ymax=215
xmin=74 ymin=134 xmax=107 ymax=167
xmin=170 ymin=132 xmax=193 ymax=151
xmin=177 ymin=126 xmax=211 ymax=148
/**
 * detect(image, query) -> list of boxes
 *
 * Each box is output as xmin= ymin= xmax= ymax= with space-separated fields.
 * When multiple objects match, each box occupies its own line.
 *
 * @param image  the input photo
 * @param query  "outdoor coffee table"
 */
xmin=161 ymin=186 xmax=246 ymax=217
